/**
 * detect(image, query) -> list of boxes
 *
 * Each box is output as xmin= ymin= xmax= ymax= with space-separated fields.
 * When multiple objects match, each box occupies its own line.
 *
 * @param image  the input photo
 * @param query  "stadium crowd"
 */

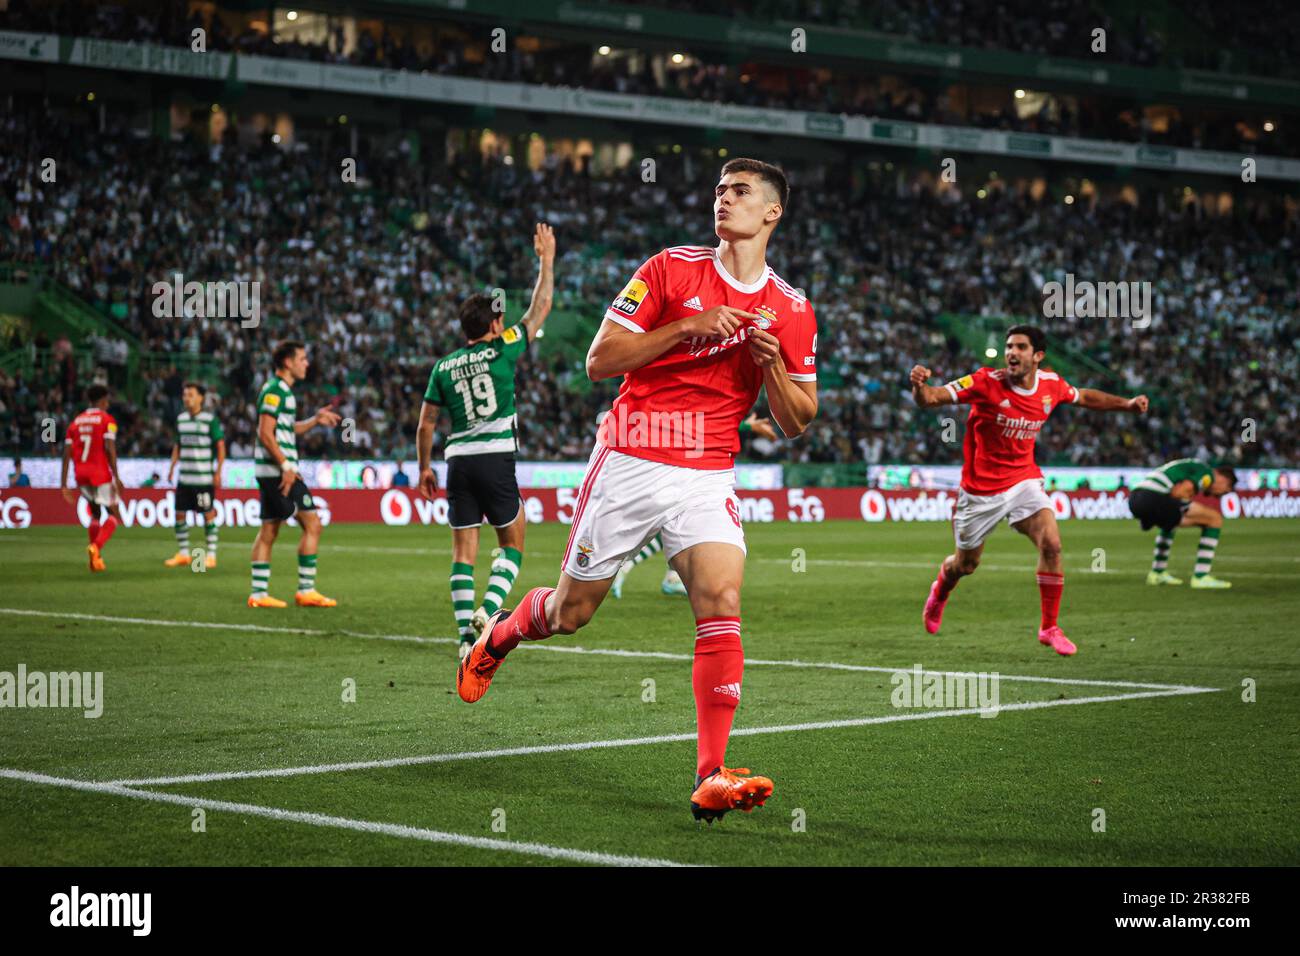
xmin=2 ymin=0 xmax=1294 ymax=158
xmin=1 ymin=104 xmax=1297 ymax=473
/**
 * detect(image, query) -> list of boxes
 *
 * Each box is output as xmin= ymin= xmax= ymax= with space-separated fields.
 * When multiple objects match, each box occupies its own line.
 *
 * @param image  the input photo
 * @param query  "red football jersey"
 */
xmin=65 ymin=407 xmax=118 ymax=486
xmin=597 ymin=245 xmax=818 ymax=469
xmin=946 ymin=367 xmax=1078 ymax=495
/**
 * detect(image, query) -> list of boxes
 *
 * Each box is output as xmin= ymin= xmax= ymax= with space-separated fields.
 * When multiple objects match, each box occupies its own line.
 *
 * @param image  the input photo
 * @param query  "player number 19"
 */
xmin=453 ymin=373 xmax=498 ymax=422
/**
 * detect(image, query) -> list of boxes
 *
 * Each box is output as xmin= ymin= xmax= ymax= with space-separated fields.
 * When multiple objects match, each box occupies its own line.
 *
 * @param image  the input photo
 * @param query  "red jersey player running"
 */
xmin=458 ymin=158 xmax=819 ymax=822
xmin=910 ymin=325 xmax=1148 ymax=655
xmin=60 ymin=384 xmax=127 ymax=572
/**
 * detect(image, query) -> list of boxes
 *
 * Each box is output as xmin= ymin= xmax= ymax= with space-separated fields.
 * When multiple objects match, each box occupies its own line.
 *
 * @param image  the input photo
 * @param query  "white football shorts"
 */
xmin=953 ymin=477 xmax=1052 ymax=551
xmin=79 ymin=482 xmax=119 ymax=507
xmin=561 ymin=445 xmax=746 ymax=581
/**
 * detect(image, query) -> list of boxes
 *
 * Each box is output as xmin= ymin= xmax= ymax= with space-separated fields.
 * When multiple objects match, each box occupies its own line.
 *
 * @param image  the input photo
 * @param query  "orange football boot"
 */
xmin=457 ymin=610 xmax=508 ymax=703
xmin=295 ymin=589 xmax=337 ymax=607
xmin=163 ymin=551 xmax=189 ymax=568
xmin=690 ymin=767 xmax=774 ymax=823
xmin=87 ymin=543 xmax=106 ymax=573
xmin=247 ymin=593 xmax=287 ymax=608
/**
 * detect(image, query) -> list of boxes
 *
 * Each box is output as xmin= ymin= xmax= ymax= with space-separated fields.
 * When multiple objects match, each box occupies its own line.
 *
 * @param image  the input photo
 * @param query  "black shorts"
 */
xmin=1128 ymin=488 xmax=1188 ymax=532
xmin=175 ymin=484 xmax=216 ymax=514
xmin=257 ymin=476 xmax=315 ymax=523
xmin=446 ymin=453 xmax=521 ymax=529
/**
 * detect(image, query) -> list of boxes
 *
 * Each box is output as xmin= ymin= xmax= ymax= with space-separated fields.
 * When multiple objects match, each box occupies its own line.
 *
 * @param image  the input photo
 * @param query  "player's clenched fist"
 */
xmin=909 ymin=365 xmax=932 ymax=389
xmin=680 ymin=305 xmax=755 ymax=342
xmin=1127 ymin=394 xmax=1149 ymax=414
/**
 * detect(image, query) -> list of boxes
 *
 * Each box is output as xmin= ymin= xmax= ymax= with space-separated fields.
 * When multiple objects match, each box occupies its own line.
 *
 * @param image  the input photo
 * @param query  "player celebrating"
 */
xmin=910 ymin=326 xmax=1149 ymax=656
xmin=1129 ymin=459 xmax=1236 ymax=588
xmin=60 ymin=385 xmax=126 ymax=573
xmin=458 ymin=158 xmax=818 ymax=823
xmin=417 ymin=223 xmax=555 ymax=658
xmin=164 ymin=382 xmax=225 ymax=570
xmin=248 ymin=340 xmax=341 ymax=608
xmin=611 ymin=413 xmax=779 ymax=599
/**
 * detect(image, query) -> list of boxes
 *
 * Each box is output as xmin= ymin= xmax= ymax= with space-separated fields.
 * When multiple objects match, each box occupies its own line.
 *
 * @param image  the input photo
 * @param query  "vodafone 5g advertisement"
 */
xmin=3 ymin=486 xmax=1295 ymax=530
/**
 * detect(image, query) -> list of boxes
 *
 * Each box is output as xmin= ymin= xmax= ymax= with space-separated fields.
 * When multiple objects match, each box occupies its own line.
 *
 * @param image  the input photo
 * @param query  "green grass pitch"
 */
xmin=1 ymin=518 xmax=1296 ymax=866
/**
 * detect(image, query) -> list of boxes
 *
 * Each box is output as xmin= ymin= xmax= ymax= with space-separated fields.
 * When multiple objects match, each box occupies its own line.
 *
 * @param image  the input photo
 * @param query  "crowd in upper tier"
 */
xmin=2 ymin=0 xmax=1295 ymax=157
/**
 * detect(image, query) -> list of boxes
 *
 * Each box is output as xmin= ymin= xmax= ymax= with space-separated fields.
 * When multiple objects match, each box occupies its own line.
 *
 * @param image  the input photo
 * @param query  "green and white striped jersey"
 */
xmin=175 ymin=411 xmax=224 ymax=486
xmin=424 ymin=324 xmax=529 ymax=458
xmin=254 ymin=375 xmax=299 ymax=479
xmin=1134 ymin=458 xmax=1214 ymax=495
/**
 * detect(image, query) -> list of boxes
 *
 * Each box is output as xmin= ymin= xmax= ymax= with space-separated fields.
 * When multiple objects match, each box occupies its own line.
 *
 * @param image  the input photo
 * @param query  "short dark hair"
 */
xmin=272 ymin=340 xmax=305 ymax=370
xmin=1214 ymin=466 xmax=1237 ymax=489
xmin=1006 ymin=324 xmax=1047 ymax=354
xmin=85 ymin=384 xmax=109 ymax=403
xmin=183 ymin=381 xmax=207 ymax=396
xmin=720 ymin=157 xmax=790 ymax=210
xmin=459 ymin=291 xmax=501 ymax=341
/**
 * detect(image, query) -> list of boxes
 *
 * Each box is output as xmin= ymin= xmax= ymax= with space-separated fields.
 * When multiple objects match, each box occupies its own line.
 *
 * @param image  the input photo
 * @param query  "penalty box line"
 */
xmin=105 ymin=686 xmax=1219 ymax=788
xmin=0 ymin=607 xmax=1214 ymax=693
xmin=0 ymin=768 xmax=697 ymax=868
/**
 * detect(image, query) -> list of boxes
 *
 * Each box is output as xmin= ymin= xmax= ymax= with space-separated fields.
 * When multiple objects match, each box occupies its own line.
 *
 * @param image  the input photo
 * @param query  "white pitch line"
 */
xmin=0 ymin=607 xmax=1209 ymax=691
xmin=0 ymin=768 xmax=695 ymax=867
xmin=752 ymin=558 xmax=1298 ymax=577
xmin=106 ymin=686 xmax=1217 ymax=788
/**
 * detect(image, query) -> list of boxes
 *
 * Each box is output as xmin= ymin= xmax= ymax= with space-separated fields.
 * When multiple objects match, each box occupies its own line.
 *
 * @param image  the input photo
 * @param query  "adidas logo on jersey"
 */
xmin=683 ymin=296 xmax=704 ymax=311
xmin=999 ymin=399 xmax=1012 ymax=408
xmin=713 ymin=682 xmax=742 ymax=700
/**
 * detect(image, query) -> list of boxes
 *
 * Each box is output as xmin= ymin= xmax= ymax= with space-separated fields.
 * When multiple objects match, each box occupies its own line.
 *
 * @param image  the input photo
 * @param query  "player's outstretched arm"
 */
xmin=416 ymin=401 xmax=440 ymax=500
xmin=520 ymin=223 xmax=555 ymax=341
xmin=295 ymin=406 xmax=342 ymax=435
xmin=909 ymin=365 xmax=956 ymax=408
xmin=585 ymin=306 xmax=756 ymax=381
xmin=1076 ymin=388 xmax=1148 ymax=414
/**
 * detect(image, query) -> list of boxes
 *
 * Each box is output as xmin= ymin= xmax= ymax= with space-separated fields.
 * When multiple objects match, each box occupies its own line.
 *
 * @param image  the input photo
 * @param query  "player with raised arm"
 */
xmin=910 ymin=325 xmax=1148 ymax=655
xmin=247 ymin=340 xmax=342 ymax=608
xmin=164 ymin=382 xmax=225 ymax=570
xmin=457 ymin=159 xmax=818 ymax=823
xmin=417 ymin=224 xmax=555 ymax=658
xmin=1129 ymin=459 xmax=1236 ymax=588
xmin=61 ymin=385 xmax=126 ymax=572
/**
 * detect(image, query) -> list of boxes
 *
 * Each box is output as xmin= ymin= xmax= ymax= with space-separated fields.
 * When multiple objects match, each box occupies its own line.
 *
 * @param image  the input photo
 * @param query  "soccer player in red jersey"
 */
xmin=60 ymin=385 xmax=127 ymax=572
xmin=910 ymin=325 xmax=1149 ymax=655
xmin=458 ymin=158 xmax=819 ymax=821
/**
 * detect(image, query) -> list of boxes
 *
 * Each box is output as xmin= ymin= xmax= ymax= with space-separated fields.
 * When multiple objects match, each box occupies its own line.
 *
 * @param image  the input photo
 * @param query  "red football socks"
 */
xmin=88 ymin=520 xmax=100 ymax=543
xmin=935 ymin=562 xmax=960 ymax=599
xmin=94 ymin=516 xmax=119 ymax=550
xmin=487 ymin=586 xmax=555 ymax=658
xmin=692 ymin=617 xmax=744 ymax=779
xmin=1037 ymin=572 xmax=1064 ymax=629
